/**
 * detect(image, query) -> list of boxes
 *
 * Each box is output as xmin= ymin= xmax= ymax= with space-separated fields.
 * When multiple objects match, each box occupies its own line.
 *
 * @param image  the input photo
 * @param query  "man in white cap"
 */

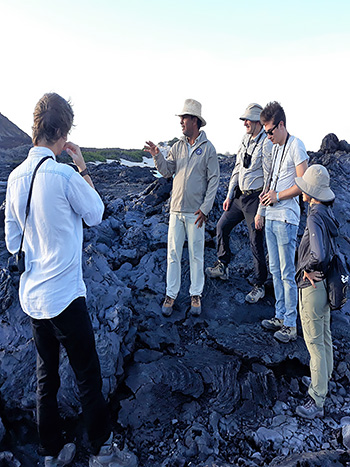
xmin=145 ymin=99 xmax=219 ymax=317
xmin=206 ymin=103 xmax=272 ymax=304
xmin=260 ymin=101 xmax=308 ymax=343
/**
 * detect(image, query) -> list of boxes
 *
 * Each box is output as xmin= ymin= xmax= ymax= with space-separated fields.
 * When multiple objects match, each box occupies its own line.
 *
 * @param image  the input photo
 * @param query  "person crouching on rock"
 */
xmin=5 ymin=93 xmax=137 ymax=467
xmin=205 ymin=103 xmax=272 ymax=304
xmin=144 ymin=99 xmax=220 ymax=317
xmin=294 ymin=165 xmax=337 ymax=419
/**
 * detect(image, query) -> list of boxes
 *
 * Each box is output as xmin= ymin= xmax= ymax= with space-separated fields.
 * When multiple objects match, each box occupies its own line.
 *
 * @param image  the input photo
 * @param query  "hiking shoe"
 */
xmin=190 ymin=295 xmax=201 ymax=316
xmin=301 ymin=376 xmax=311 ymax=388
xmin=205 ymin=260 xmax=229 ymax=280
xmin=162 ymin=295 xmax=174 ymax=317
xmin=89 ymin=434 xmax=138 ymax=467
xmin=296 ymin=397 xmax=324 ymax=420
xmin=274 ymin=325 xmax=297 ymax=343
xmin=261 ymin=317 xmax=284 ymax=331
xmin=45 ymin=443 xmax=76 ymax=467
xmin=245 ymin=285 xmax=265 ymax=304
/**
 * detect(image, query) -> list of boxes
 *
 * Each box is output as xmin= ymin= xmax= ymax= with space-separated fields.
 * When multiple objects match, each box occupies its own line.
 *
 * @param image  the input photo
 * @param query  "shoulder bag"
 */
xmin=9 ymin=156 xmax=52 ymax=275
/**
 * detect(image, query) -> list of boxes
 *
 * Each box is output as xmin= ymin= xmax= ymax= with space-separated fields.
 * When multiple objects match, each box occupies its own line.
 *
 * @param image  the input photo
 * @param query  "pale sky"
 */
xmin=1 ymin=0 xmax=349 ymax=154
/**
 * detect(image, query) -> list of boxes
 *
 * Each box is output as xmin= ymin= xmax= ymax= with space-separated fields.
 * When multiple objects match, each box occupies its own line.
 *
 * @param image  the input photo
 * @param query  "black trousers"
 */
xmin=216 ymin=192 xmax=267 ymax=286
xmin=30 ymin=297 xmax=111 ymax=457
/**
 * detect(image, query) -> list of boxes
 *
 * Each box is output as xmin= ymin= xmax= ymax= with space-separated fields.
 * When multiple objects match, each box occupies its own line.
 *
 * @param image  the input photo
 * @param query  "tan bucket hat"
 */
xmin=240 ymin=103 xmax=263 ymax=122
xmin=295 ymin=164 xmax=335 ymax=202
xmin=176 ymin=99 xmax=206 ymax=127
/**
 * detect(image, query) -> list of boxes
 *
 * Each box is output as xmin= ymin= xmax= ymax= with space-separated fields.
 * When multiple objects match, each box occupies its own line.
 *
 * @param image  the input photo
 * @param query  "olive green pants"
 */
xmin=299 ymin=280 xmax=333 ymax=408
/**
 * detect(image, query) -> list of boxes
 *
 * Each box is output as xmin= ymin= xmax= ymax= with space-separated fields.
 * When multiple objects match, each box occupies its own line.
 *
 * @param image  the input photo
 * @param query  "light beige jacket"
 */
xmin=153 ymin=131 xmax=219 ymax=216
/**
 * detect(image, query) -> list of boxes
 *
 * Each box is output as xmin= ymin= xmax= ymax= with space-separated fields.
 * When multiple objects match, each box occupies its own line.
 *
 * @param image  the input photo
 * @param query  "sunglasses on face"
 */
xmin=265 ymin=122 xmax=279 ymax=136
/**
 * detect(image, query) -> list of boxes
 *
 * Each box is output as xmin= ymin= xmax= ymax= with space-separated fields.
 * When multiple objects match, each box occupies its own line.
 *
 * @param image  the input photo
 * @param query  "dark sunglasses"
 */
xmin=265 ymin=122 xmax=279 ymax=136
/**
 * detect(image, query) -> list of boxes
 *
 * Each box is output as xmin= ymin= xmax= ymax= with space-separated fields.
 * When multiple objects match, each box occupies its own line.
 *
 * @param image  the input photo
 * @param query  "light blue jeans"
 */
xmin=166 ymin=212 xmax=205 ymax=299
xmin=265 ymin=219 xmax=298 ymax=327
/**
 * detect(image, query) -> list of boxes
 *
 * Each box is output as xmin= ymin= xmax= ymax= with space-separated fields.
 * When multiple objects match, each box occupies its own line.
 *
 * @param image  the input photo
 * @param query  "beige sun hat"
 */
xmin=239 ymin=103 xmax=263 ymax=122
xmin=295 ymin=164 xmax=335 ymax=202
xmin=176 ymin=99 xmax=206 ymax=127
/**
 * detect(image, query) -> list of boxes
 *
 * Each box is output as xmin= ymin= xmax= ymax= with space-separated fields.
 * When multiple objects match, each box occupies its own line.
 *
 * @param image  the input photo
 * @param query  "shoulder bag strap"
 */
xmin=18 ymin=156 xmax=53 ymax=252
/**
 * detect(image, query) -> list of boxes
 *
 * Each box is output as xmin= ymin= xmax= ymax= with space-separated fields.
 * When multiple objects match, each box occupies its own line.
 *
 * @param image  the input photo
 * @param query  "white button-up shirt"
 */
xmin=5 ymin=146 xmax=104 ymax=319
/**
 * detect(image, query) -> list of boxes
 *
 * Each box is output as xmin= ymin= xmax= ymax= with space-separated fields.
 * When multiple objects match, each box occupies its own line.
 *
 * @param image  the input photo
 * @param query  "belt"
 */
xmin=241 ymin=187 xmax=263 ymax=196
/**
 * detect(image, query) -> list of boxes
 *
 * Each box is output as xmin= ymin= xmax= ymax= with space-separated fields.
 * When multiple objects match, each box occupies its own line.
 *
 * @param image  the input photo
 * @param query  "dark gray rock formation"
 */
xmin=0 ymin=114 xmax=31 ymax=150
xmin=320 ymin=133 xmax=350 ymax=154
xmin=321 ymin=133 xmax=340 ymax=153
xmin=0 ymin=137 xmax=349 ymax=466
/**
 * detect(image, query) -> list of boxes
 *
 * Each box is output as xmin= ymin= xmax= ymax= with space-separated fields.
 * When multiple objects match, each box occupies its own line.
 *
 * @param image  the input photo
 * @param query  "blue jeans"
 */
xmin=30 ymin=297 xmax=111 ymax=456
xmin=265 ymin=220 xmax=298 ymax=327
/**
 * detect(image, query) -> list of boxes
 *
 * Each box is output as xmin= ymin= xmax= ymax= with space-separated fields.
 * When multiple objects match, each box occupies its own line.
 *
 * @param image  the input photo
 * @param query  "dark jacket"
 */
xmin=296 ymin=203 xmax=338 ymax=289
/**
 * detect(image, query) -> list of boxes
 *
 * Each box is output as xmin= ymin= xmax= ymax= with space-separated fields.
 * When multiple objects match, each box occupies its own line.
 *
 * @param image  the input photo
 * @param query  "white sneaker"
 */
xmin=245 ymin=285 xmax=265 ymax=303
xmin=89 ymin=434 xmax=138 ymax=467
xmin=274 ymin=325 xmax=297 ymax=343
xmin=261 ymin=317 xmax=284 ymax=331
xmin=296 ymin=397 xmax=324 ymax=419
xmin=45 ymin=443 xmax=76 ymax=467
xmin=205 ymin=260 xmax=229 ymax=280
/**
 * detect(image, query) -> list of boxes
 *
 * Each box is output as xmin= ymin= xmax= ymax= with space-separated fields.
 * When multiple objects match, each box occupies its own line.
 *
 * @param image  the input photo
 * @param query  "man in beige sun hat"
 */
xmin=206 ymin=103 xmax=272 ymax=304
xmin=145 ymin=99 xmax=219 ymax=317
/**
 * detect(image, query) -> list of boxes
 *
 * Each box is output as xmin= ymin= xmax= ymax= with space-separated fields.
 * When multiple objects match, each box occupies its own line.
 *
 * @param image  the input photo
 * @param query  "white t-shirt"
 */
xmin=265 ymin=135 xmax=309 ymax=225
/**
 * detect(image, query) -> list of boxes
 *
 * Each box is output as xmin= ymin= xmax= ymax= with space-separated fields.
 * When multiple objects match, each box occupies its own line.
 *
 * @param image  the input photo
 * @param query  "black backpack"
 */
xmin=326 ymin=239 xmax=349 ymax=311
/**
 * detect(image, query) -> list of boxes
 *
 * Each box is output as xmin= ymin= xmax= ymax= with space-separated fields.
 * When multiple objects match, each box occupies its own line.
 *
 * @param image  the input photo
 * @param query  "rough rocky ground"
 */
xmin=0 ymin=137 xmax=350 ymax=466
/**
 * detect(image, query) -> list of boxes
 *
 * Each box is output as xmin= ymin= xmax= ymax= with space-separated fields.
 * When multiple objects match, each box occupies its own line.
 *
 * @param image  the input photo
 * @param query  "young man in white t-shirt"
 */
xmin=259 ymin=101 xmax=308 ymax=343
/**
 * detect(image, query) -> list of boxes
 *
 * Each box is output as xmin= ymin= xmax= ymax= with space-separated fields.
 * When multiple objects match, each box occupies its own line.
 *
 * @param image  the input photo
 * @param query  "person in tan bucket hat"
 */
xmin=176 ymin=99 xmax=207 ymax=127
xmin=145 ymin=99 xmax=219 ymax=317
xmin=206 ymin=103 xmax=272 ymax=304
xmin=294 ymin=164 xmax=338 ymax=419
xmin=295 ymin=164 xmax=335 ymax=202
